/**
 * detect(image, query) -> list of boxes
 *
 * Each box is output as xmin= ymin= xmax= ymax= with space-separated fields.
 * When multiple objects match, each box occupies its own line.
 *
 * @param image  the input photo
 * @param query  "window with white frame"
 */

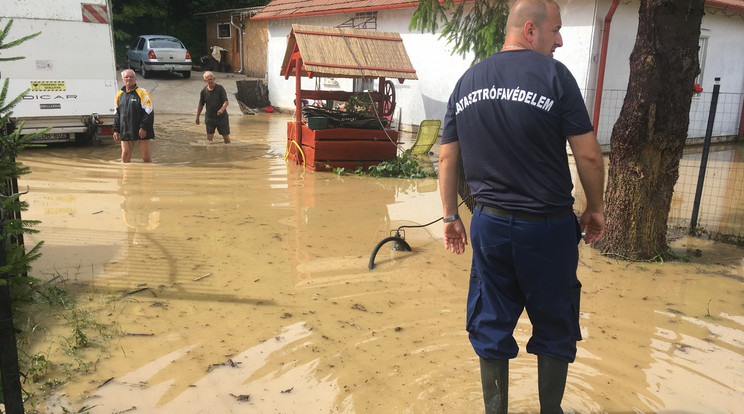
xmin=217 ymin=23 xmax=231 ymax=39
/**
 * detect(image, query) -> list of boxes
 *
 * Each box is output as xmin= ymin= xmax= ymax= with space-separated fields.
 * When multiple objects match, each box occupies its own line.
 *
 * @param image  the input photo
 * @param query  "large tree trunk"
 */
xmin=594 ymin=0 xmax=705 ymax=260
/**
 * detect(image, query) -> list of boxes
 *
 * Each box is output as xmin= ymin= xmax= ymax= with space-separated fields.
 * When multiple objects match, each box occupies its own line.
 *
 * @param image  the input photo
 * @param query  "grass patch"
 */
xmin=11 ymin=273 xmax=116 ymax=410
xmin=331 ymin=151 xmax=438 ymax=179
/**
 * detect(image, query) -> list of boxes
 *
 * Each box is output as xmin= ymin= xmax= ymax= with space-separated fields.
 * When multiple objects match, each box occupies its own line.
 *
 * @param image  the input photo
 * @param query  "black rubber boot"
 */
xmin=480 ymin=357 xmax=509 ymax=414
xmin=538 ymin=355 xmax=568 ymax=414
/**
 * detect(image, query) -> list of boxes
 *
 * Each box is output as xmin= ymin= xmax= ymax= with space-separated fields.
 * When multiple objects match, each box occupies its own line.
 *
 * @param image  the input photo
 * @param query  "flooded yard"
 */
xmin=10 ymin=74 xmax=744 ymax=413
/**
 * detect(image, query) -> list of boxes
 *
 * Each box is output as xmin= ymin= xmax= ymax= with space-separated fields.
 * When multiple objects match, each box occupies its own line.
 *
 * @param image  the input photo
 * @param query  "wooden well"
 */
xmin=280 ymin=24 xmax=417 ymax=171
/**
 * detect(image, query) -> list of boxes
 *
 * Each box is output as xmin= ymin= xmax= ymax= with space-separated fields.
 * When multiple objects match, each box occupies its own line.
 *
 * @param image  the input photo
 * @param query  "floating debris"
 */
xmin=230 ymin=393 xmax=251 ymax=402
xmin=97 ymin=377 xmax=114 ymax=389
xmin=207 ymin=358 xmax=241 ymax=372
xmin=119 ymin=287 xmax=155 ymax=298
xmin=193 ymin=273 xmax=212 ymax=281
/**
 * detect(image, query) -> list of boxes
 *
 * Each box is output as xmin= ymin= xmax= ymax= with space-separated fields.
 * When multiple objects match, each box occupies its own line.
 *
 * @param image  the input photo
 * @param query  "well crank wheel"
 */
xmin=382 ymin=80 xmax=396 ymax=117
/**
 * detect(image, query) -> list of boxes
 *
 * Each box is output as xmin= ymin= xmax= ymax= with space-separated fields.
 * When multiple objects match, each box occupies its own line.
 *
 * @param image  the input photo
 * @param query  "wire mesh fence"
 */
xmin=585 ymin=88 xmax=744 ymax=244
xmin=671 ymin=143 xmax=743 ymax=243
xmin=592 ymin=89 xmax=743 ymax=147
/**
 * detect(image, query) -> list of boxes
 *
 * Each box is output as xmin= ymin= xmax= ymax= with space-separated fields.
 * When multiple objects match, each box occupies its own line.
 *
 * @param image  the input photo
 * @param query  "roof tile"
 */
xmin=253 ymin=0 xmax=417 ymax=20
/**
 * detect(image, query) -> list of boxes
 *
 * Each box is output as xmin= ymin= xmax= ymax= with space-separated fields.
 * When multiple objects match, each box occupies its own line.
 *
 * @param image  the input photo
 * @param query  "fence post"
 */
xmin=1 ymin=145 xmax=26 ymax=413
xmin=1 ymin=242 xmax=26 ymax=414
xmin=689 ymin=77 xmax=721 ymax=234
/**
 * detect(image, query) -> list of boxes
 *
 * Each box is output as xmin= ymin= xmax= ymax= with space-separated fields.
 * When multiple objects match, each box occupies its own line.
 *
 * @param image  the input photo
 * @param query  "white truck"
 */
xmin=1 ymin=0 xmax=118 ymax=144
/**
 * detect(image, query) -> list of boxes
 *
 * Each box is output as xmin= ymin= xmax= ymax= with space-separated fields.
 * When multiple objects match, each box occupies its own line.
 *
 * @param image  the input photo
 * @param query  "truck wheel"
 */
xmin=141 ymin=62 xmax=150 ymax=78
xmin=182 ymin=70 xmax=191 ymax=79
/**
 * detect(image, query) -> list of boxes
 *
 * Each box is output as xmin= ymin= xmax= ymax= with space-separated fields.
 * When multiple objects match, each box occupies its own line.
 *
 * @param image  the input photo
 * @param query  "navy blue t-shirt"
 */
xmin=442 ymin=49 xmax=593 ymax=214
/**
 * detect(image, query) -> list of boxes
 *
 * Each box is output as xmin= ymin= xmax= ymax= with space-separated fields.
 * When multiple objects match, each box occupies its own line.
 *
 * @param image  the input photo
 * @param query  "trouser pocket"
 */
xmin=466 ymin=275 xmax=483 ymax=333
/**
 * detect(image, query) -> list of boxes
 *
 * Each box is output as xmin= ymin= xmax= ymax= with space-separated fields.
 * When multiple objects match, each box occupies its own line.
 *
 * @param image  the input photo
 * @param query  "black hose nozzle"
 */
xmin=368 ymin=234 xmax=412 ymax=270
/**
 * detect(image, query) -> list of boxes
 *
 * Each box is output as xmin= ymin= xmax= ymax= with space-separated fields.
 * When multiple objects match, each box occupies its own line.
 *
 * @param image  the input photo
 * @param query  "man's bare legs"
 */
xmin=206 ymin=133 xmax=230 ymax=144
xmin=120 ymin=140 xmax=151 ymax=163
xmin=140 ymin=140 xmax=152 ymax=162
xmin=121 ymin=141 xmax=134 ymax=163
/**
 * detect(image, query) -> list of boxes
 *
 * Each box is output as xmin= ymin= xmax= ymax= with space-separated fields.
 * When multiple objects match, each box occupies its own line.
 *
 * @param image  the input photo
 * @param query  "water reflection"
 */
xmin=120 ymin=164 xmax=160 ymax=246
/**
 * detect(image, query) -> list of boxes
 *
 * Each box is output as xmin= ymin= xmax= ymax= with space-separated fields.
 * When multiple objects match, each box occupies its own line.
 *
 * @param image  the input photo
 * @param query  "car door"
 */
xmin=127 ymin=37 xmax=145 ymax=68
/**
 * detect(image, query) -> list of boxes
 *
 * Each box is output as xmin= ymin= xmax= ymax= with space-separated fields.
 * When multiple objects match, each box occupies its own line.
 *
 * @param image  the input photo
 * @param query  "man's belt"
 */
xmin=475 ymin=203 xmax=572 ymax=222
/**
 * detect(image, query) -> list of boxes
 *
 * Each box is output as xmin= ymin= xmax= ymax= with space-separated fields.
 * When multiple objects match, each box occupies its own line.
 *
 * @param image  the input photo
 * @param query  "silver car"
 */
xmin=126 ymin=35 xmax=192 ymax=79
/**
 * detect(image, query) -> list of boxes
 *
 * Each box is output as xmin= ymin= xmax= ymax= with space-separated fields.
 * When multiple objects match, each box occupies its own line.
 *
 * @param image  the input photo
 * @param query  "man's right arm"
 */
xmin=567 ymin=131 xmax=606 ymax=243
xmin=196 ymin=104 xmax=203 ymax=124
xmin=113 ymin=92 xmax=121 ymax=131
xmin=113 ymin=92 xmax=121 ymax=141
xmin=439 ymin=141 xmax=468 ymax=254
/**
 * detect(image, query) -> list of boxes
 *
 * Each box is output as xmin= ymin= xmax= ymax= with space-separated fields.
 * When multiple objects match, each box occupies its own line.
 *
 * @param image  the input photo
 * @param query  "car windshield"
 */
xmin=149 ymin=38 xmax=183 ymax=49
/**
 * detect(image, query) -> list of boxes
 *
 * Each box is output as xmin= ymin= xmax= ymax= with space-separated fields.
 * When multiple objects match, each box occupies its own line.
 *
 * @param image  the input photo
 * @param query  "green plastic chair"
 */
xmin=409 ymin=119 xmax=441 ymax=156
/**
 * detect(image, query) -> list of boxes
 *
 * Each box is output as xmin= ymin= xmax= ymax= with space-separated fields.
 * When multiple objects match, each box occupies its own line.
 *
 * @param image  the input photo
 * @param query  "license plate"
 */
xmin=164 ymin=64 xmax=176 ymax=70
xmin=36 ymin=133 xmax=71 ymax=142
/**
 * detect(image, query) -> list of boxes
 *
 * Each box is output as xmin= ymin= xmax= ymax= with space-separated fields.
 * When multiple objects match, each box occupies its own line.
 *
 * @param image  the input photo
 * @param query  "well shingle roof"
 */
xmin=280 ymin=24 xmax=417 ymax=80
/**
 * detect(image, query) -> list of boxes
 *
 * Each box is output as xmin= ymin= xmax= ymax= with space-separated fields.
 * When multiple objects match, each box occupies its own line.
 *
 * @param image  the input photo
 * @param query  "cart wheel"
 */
xmin=382 ymin=80 xmax=396 ymax=117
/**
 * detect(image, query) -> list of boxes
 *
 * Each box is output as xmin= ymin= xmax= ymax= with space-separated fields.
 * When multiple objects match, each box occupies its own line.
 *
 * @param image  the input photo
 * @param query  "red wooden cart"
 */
xmin=280 ymin=24 xmax=418 ymax=171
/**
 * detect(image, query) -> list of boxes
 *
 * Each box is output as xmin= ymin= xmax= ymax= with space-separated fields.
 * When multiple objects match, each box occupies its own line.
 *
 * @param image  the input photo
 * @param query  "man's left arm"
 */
xmin=217 ymin=100 xmax=228 ymax=116
xmin=217 ymin=85 xmax=229 ymax=116
xmin=134 ymin=89 xmax=154 ymax=139
xmin=138 ymin=89 xmax=154 ymax=129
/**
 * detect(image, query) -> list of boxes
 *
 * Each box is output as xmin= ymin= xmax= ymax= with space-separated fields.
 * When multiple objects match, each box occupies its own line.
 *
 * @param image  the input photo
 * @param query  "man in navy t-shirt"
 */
xmin=438 ymin=0 xmax=606 ymax=412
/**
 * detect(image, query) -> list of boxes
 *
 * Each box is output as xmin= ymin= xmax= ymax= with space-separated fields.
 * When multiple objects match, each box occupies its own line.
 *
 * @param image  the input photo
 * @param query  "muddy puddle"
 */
xmin=12 ymin=110 xmax=744 ymax=413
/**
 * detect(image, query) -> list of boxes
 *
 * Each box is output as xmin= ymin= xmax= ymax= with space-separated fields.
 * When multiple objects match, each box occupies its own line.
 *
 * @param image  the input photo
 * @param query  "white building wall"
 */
xmin=591 ymin=0 xmax=744 ymax=144
xmin=264 ymin=1 xmax=743 ymax=141
xmin=265 ymin=8 xmax=474 ymax=131
xmin=597 ymin=1 xmax=744 ymax=95
xmin=265 ymin=2 xmax=602 ymax=131
xmin=553 ymin=0 xmax=599 ymax=94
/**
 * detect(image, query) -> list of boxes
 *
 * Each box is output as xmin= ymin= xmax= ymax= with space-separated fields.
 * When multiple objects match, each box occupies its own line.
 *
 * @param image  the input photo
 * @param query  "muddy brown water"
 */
xmin=11 ymin=75 xmax=744 ymax=413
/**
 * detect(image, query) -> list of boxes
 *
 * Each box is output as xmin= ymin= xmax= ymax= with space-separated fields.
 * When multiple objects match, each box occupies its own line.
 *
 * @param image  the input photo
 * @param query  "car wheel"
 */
xmin=141 ymin=62 xmax=151 ymax=78
xmin=182 ymin=70 xmax=191 ymax=79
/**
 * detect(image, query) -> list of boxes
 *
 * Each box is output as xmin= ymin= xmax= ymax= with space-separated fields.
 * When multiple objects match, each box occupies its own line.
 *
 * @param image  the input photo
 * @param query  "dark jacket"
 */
xmin=113 ymin=85 xmax=154 ymax=140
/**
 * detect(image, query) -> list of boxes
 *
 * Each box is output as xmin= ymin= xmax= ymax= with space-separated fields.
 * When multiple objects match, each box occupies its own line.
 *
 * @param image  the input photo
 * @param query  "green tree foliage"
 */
xmin=410 ymin=0 xmax=510 ymax=64
xmin=0 ymin=19 xmax=43 ymax=284
xmin=111 ymin=0 xmax=269 ymax=65
xmin=1 ymin=18 xmax=44 ymax=408
xmin=0 ymin=20 xmax=41 ymax=62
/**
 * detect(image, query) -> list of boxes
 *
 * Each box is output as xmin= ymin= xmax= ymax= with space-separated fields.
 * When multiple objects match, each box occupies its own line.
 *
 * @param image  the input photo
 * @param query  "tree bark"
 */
xmin=595 ymin=0 xmax=705 ymax=260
